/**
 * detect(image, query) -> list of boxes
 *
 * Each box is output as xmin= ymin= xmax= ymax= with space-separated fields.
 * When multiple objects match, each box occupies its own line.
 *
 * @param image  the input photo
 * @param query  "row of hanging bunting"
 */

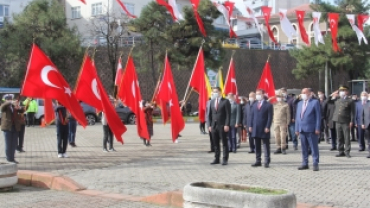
xmin=76 ymin=0 xmax=369 ymax=52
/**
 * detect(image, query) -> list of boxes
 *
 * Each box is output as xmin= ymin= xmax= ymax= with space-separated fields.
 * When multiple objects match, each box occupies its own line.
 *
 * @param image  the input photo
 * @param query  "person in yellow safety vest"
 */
xmin=22 ymin=97 xmax=38 ymax=127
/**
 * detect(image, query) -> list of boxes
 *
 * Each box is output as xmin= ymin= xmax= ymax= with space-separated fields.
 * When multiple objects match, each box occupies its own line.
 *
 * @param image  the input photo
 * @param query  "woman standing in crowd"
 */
xmin=142 ymin=100 xmax=154 ymax=146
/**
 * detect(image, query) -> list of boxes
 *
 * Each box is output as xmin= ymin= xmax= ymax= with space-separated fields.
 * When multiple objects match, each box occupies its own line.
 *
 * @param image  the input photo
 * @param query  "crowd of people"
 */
xmin=2 ymin=85 xmax=370 ymax=169
xmin=203 ymin=85 xmax=370 ymax=171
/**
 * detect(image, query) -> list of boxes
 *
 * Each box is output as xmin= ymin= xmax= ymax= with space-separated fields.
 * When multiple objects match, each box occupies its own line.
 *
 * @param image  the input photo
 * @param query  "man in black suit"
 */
xmin=208 ymin=87 xmax=231 ymax=165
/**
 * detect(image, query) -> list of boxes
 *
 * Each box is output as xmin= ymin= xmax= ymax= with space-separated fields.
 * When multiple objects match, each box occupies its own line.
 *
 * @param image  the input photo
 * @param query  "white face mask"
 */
xmin=249 ymin=98 xmax=255 ymax=103
xmin=318 ymin=94 xmax=324 ymax=99
xmin=277 ymin=97 xmax=282 ymax=102
xmin=256 ymin=94 xmax=262 ymax=101
xmin=211 ymin=93 xmax=219 ymax=99
xmin=361 ymin=96 xmax=367 ymax=101
xmin=339 ymin=91 xmax=346 ymax=97
xmin=240 ymin=101 xmax=244 ymax=104
xmin=281 ymin=93 xmax=287 ymax=97
xmin=301 ymin=94 xmax=308 ymax=101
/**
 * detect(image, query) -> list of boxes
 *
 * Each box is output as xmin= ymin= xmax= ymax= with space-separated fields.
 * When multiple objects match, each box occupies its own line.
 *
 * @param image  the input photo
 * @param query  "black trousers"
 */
xmin=211 ymin=125 xmax=229 ymax=161
xmin=254 ymin=137 xmax=270 ymax=165
xmin=209 ymin=130 xmax=214 ymax=151
xmin=57 ymin=124 xmax=69 ymax=154
xmin=27 ymin=112 xmax=35 ymax=126
xmin=103 ymin=125 xmax=113 ymax=149
xmin=199 ymin=122 xmax=205 ymax=133
xmin=17 ymin=124 xmax=25 ymax=151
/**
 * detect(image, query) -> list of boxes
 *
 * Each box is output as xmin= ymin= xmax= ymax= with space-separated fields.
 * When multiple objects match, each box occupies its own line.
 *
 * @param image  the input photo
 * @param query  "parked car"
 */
xmin=80 ymin=102 xmax=99 ymax=125
xmin=115 ymin=103 xmax=136 ymax=125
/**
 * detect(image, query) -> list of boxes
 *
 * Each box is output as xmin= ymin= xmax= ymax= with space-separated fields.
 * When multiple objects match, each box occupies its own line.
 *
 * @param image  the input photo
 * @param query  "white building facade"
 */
xmin=0 ymin=0 xmax=34 ymax=28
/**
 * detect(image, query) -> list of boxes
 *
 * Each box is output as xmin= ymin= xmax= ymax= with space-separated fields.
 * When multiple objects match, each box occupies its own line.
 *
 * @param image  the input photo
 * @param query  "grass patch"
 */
xmin=234 ymin=187 xmax=287 ymax=195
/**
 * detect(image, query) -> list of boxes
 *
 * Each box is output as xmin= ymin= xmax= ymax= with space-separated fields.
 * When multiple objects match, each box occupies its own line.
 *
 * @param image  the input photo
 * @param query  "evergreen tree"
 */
xmin=0 ymin=0 xmax=83 ymax=87
xmin=131 ymin=0 xmax=227 ymax=84
xmin=289 ymin=0 xmax=370 ymax=80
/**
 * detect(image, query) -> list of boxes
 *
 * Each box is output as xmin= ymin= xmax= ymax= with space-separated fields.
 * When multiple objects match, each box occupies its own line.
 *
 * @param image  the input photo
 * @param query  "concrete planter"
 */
xmin=0 ymin=163 xmax=18 ymax=189
xmin=183 ymin=182 xmax=296 ymax=208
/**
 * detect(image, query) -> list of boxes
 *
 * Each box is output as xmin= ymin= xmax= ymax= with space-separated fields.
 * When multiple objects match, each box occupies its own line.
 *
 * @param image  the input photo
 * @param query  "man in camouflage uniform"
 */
xmin=273 ymin=92 xmax=291 ymax=155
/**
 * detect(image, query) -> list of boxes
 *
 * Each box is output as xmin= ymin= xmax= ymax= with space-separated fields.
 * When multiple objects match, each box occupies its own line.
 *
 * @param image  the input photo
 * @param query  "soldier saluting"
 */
xmin=332 ymin=86 xmax=355 ymax=158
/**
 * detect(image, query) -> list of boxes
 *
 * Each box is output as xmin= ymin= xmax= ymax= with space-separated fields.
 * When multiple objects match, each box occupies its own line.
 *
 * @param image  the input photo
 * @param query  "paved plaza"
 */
xmin=1 ymin=123 xmax=370 ymax=208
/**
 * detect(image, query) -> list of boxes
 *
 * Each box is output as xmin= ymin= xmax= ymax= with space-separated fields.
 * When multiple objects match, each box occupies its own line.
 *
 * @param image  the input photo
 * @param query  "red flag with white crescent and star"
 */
xmin=296 ymin=10 xmax=310 ymax=46
xmin=223 ymin=57 xmax=238 ymax=100
xmin=189 ymin=47 xmax=208 ymax=123
xmin=328 ymin=13 xmax=340 ymax=52
xmin=75 ymin=54 xmax=126 ymax=143
xmin=156 ymin=0 xmax=178 ymax=22
xmin=256 ymin=61 xmax=276 ymax=104
xmin=75 ymin=55 xmax=103 ymax=112
xmin=357 ymin=14 xmax=369 ymax=32
xmin=21 ymin=44 xmax=87 ymax=127
xmin=118 ymin=55 xmax=150 ymax=140
xmin=190 ymin=0 xmax=207 ymax=37
xmin=115 ymin=57 xmax=123 ymax=87
xmin=261 ymin=6 xmax=277 ymax=44
xmin=157 ymin=54 xmax=185 ymax=141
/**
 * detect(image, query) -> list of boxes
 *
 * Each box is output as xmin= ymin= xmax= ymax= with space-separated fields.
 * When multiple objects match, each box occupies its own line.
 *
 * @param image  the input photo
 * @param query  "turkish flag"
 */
xmin=75 ymin=55 xmax=103 ymax=112
xmin=261 ymin=6 xmax=277 ymax=44
xmin=357 ymin=14 xmax=369 ymax=32
xmin=189 ymin=48 xmax=208 ymax=123
xmin=190 ymin=0 xmax=207 ymax=37
xmin=118 ymin=56 xmax=150 ymax=140
xmin=79 ymin=0 xmax=86 ymax=4
xmin=153 ymin=85 xmax=169 ymax=124
xmin=156 ymin=0 xmax=183 ymax=22
xmin=213 ymin=1 xmax=237 ymax=38
xmin=223 ymin=57 xmax=238 ymax=100
xmin=115 ymin=57 xmax=123 ymax=87
xmin=75 ymin=54 xmax=126 ymax=143
xmin=328 ymin=13 xmax=340 ymax=52
xmin=97 ymin=75 xmax=126 ymax=144
xmin=115 ymin=0 xmax=137 ymax=18
xmin=256 ymin=61 xmax=276 ymax=104
xmin=296 ymin=10 xmax=310 ymax=46
xmin=21 ymin=44 xmax=87 ymax=127
xmin=157 ymin=55 xmax=185 ymax=141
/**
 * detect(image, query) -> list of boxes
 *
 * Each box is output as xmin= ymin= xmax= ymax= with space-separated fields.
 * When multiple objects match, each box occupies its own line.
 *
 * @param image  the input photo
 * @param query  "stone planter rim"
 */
xmin=186 ymin=181 xmax=294 ymax=197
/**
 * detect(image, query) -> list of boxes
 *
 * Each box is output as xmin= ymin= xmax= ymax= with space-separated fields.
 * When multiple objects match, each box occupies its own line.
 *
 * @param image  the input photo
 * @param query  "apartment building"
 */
xmin=0 ymin=0 xmax=33 ymax=28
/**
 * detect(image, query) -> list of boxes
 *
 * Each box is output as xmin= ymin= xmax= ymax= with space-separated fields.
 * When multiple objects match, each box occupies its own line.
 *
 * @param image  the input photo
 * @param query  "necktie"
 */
xmin=301 ymin=101 xmax=307 ymax=118
xmin=258 ymin=101 xmax=262 ymax=110
xmin=215 ymin=98 xmax=219 ymax=110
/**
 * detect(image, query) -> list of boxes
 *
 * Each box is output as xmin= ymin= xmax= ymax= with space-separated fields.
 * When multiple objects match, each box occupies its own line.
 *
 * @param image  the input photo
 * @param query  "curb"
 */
xmin=17 ymin=170 xmax=86 ymax=192
xmin=16 ymin=170 xmax=340 ymax=208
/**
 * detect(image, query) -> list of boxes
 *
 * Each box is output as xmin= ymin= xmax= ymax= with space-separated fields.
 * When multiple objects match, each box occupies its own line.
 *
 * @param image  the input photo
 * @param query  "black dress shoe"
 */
xmin=308 ymin=150 xmax=312 ymax=155
xmin=222 ymin=161 xmax=228 ymax=165
xmin=294 ymin=146 xmax=298 ymax=151
xmin=359 ymin=149 xmax=365 ymax=152
xmin=313 ymin=166 xmax=319 ymax=171
xmin=367 ymin=155 xmax=370 ymax=158
xmin=274 ymin=149 xmax=282 ymax=154
xmin=330 ymin=147 xmax=337 ymax=151
xmin=208 ymin=150 xmax=215 ymax=153
xmin=210 ymin=160 xmax=220 ymax=165
xmin=251 ymin=163 xmax=262 ymax=167
xmin=248 ymin=151 xmax=255 ymax=154
xmin=264 ymin=163 xmax=269 ymax=168
xmin=298 ymin=165 xmax=309 ymax=170
xmin=336 ymin=153 xmax=345 ymax=157
xmin=346 ymin=153 xmax=351 ymax=158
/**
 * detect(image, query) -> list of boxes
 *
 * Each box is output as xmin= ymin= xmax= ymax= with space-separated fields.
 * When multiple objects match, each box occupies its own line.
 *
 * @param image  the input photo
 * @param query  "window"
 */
xmin=123 ymin=2 xmax=134 ymax=15
xmin=272 ymin=26 xmax=279 ymax=42
xmin=0 ymin=4 xmax=9 ymax=17
xmin=91 ymin=3 xmax=103 ymax=16
xmin=291 ymin=24 xmax=298 ymax=44
xmin=71 ymin=6 xmax=81 ymax=19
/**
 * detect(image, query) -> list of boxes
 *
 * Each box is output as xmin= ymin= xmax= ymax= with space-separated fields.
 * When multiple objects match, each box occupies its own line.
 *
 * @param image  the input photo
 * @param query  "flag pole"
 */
xmin=181 ymin=88 xmax=194 ymax=110
xmin=151 ymin=72 xmax=162 ymax=102
xmin=74 ymin=44 xmax=91 ymax=93
xmin=267 ymin=54 xmax=271 ymax=62
xmin=182 ymin=40 xmax=205 ymax=102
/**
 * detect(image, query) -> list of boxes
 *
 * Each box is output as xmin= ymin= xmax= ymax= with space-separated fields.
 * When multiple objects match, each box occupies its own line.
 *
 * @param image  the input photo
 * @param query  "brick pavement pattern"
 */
xmin=1 ymin=123 xmax=370 ymax=208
